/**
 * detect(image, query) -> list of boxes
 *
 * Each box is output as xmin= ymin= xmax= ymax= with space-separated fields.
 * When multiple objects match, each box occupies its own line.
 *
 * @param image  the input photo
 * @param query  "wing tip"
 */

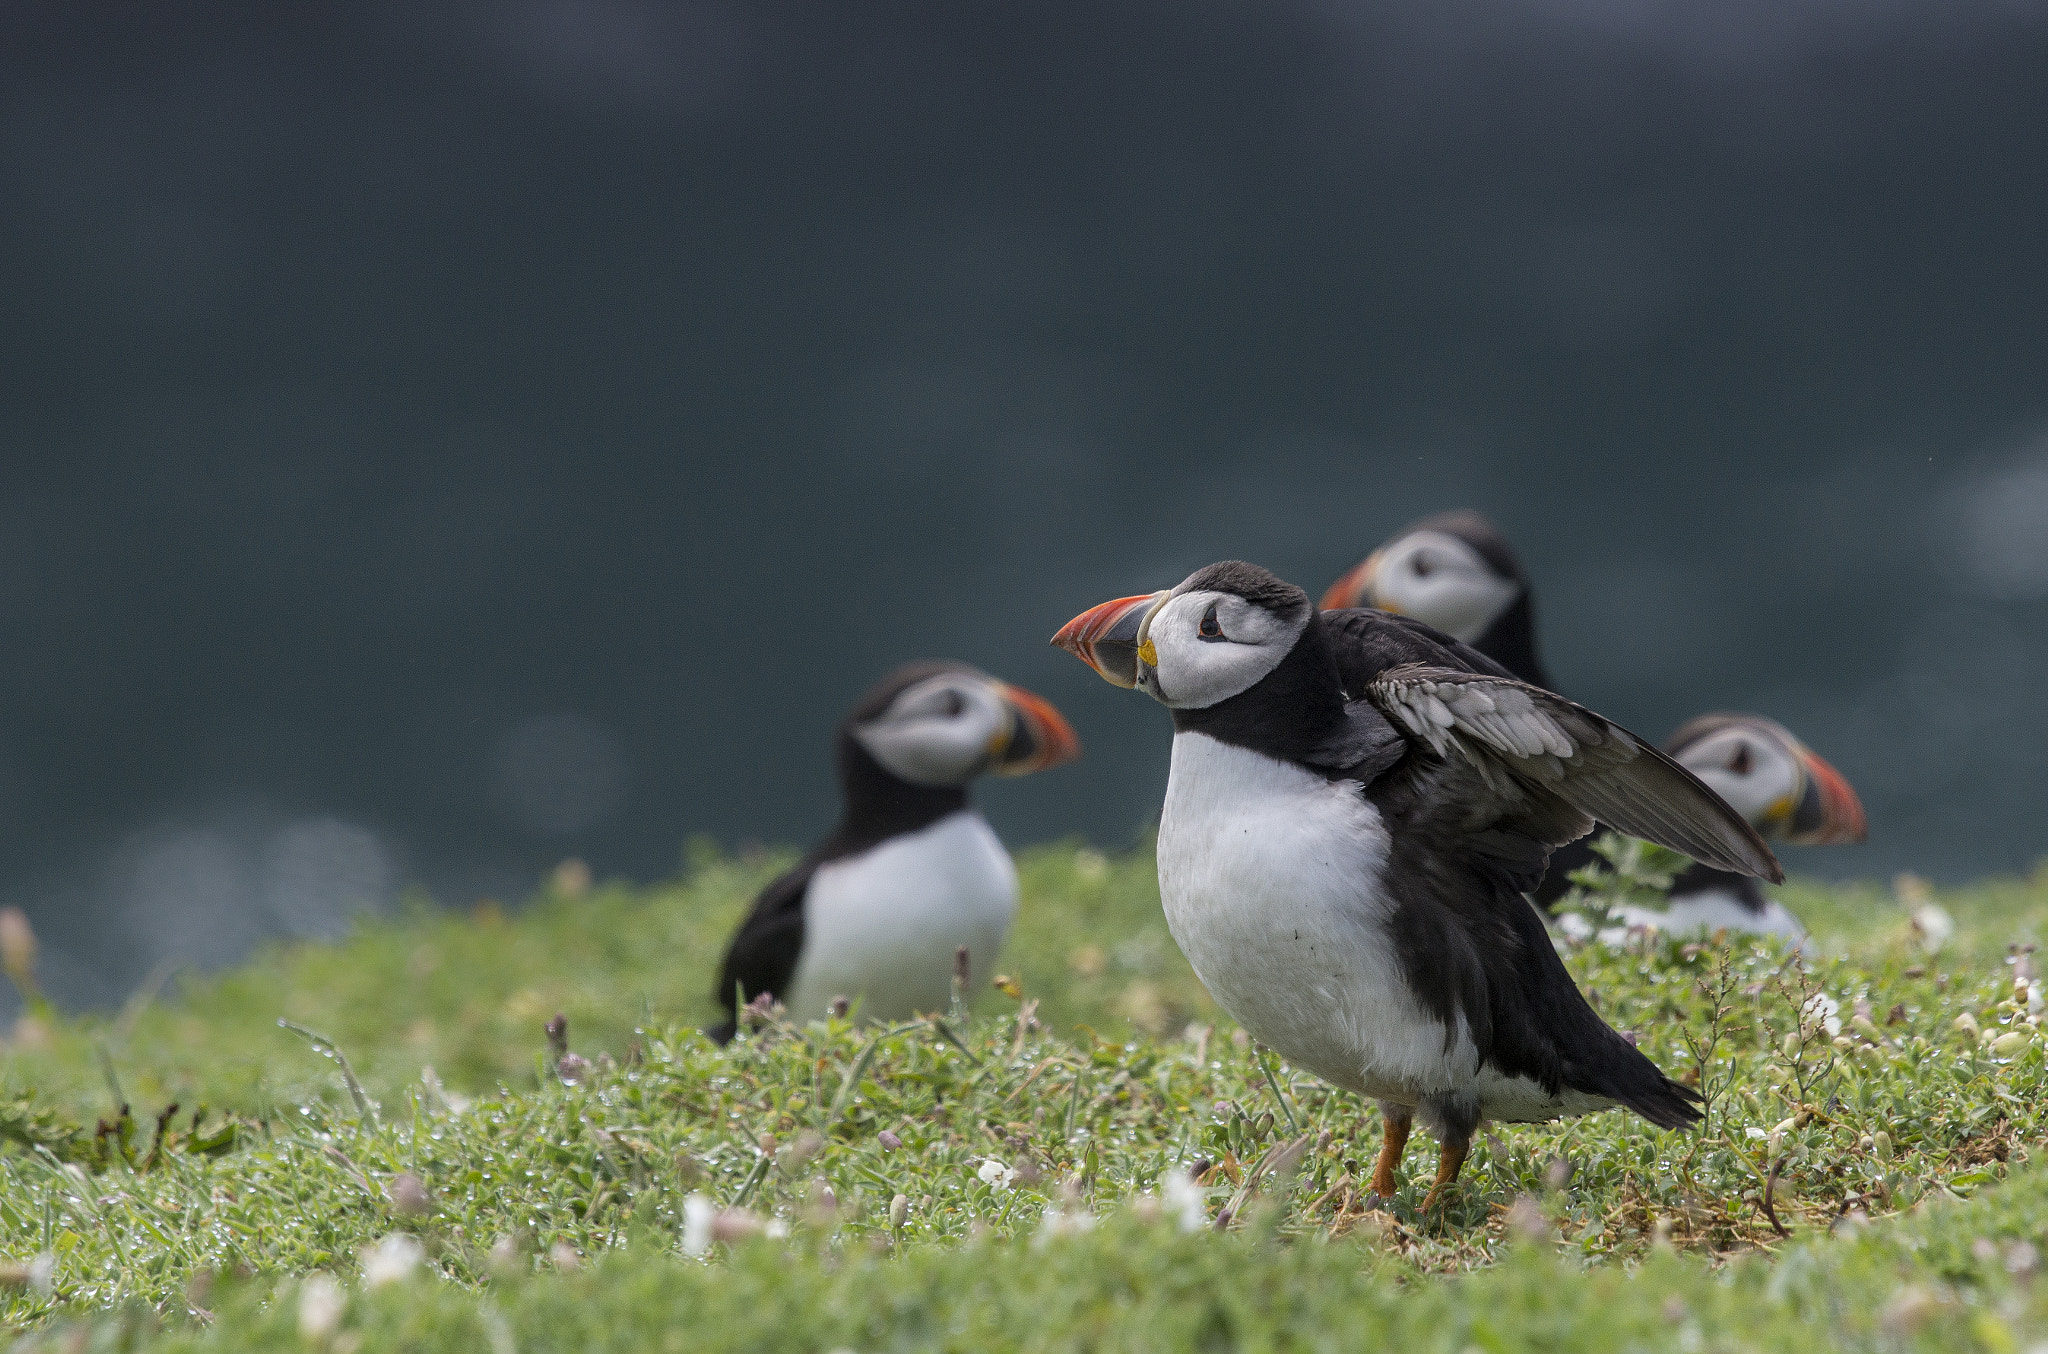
xmin=1759 ymin=850 xmax=1787 ymax=886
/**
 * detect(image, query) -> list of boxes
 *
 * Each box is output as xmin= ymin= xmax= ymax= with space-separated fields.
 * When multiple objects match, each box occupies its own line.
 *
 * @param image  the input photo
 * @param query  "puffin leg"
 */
xmin=1370 ymin=1101 xmax=1413 ymax=1200
xmin=1417 ymin=1094 xmax=1480 ymax=1212
xmin=1421 ymin=1136 xmax=1470 ymax=1211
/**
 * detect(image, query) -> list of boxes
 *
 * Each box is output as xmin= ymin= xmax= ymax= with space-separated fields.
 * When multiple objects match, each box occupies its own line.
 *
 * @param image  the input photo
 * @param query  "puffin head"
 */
xmin=1664 ymin=714 xmax=1867 ymax=846
xmin=1320 ymin=509 xmax=1526 ymax=645
xmin=1051 ymin=561 xmax=1312 ymax=710
xmin=841 ymin=662 xmax=1080 ymax=788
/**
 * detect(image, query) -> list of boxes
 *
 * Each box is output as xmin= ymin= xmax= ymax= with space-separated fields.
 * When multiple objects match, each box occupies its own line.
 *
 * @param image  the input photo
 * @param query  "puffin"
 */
xmin=708 ymin=662 xmax=1079 ymax=1043
xmin=1323 ymin=510 xmax=1580 ymax=905
xmin=1052 ymin=561 xmax=1779 ymax=1208
xmin=1609 ymin=713 xmax=1866 ymax=941
xmin=1321 ymin=509 xmax=1553 ymax=690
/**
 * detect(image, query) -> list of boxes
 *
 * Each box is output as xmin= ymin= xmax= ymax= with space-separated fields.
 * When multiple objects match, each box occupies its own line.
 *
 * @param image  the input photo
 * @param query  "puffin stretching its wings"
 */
xmin=709 ymin=663 xmax=1079 ymax=1043
xmin=1321 ymin=510 xmax=1599 ymax=904
xmin=1053 ymin=561 xmax=1778 ymax=1208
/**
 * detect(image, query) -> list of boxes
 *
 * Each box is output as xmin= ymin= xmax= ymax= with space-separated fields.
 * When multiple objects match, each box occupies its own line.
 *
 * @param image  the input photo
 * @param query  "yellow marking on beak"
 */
xmin=1136 ymin=638 xmax=1157 ymax=668
xmin=1764 ymin=795 xmax=1794 ymax=823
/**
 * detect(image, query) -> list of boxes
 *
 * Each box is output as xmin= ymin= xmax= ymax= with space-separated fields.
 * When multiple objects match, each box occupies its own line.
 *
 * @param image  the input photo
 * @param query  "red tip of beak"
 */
xmin=1319 ymin=555 xmax=1376 ymax=612
xmin=992 ymin=683 xmax=1081 ymax=775
xmin=1050 ymin=593 xmax=1158 ymax=688
xmin=1797 ymin=748 xmax=1868 ymax=845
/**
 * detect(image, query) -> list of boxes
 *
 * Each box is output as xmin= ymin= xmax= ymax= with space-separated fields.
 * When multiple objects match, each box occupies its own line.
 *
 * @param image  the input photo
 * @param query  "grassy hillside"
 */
xmin=2 ymin=842 xmax=2048 ymax=1349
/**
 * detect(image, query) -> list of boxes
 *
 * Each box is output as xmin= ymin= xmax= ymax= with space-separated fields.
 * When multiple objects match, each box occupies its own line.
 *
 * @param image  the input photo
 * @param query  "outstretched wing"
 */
xmin=1366 ymin=663 xmax=1781 ymax=882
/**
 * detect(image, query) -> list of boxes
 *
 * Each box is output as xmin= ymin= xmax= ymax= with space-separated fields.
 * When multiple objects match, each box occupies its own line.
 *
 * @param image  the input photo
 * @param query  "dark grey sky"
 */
xmin=2 ymin=0 xmax=2046 ymax=1005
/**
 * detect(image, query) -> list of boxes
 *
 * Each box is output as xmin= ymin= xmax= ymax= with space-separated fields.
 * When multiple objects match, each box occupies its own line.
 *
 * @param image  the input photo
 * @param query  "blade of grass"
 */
xmin=730 ymin=1150 xmax=772 ymax=1208
xmin=927 ymin=1018 xmax=983 ymax=1067
xmin=1256 ymin=1045 xmax=1300 ymax=1136
xmin=93 ymin=1044 xmax=126 ymax=1117
xmin=278 ymin=1020 xmax=378 ymax=1126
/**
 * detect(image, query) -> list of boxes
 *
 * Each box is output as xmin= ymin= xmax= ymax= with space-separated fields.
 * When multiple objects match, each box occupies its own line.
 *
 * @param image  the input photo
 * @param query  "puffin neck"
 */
xmin=1470 ymin=592 xmax=1554 ymax=693
xmin=829 ymin=735 xmax=970 ymax=853
xmin=1168 ymin=613 xmax=1350 ymax=764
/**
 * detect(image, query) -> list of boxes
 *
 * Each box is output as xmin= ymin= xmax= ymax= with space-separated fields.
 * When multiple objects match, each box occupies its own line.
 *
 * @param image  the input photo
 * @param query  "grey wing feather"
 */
xmin=1368 ymin=664 xmax=1783 ymax=882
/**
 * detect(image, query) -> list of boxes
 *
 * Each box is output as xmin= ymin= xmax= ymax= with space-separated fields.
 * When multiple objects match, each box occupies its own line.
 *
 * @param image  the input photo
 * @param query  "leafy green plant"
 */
xmin=1554 ymin=832 xmax=1690 ymax=936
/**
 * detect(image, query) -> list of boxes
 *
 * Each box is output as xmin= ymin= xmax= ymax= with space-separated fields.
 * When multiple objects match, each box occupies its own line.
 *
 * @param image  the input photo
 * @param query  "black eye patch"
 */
xmin=1197 ymin=603 xmax=1225 ymax=641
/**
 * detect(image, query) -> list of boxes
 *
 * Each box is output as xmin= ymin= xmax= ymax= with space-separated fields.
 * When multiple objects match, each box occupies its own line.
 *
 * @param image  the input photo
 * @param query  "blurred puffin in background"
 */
xmin=1607 ymin=713 xmax=1867 ymax=942
xmin=1053 ymin=561 xmax=1778 ymax=1208
xmin=1321 ymin=509 xmax=1554 ymax=691
xmin=1322 ymin=509 xmax=1591 ymax=902
xmin=708 ymin=662 xmax=1079 ymax=1043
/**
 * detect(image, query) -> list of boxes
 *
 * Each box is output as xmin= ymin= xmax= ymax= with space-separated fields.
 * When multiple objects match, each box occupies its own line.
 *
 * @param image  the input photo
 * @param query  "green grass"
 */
xmin=0 ymin=840 xmax=1202 ymax=1122
xmin=4 ymin=842 xmax=2048 ymax=1350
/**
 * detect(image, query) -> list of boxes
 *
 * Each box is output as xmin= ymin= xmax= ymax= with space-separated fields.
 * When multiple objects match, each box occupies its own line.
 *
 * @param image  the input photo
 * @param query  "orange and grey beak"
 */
xmin=1786 ymin=746 xmax=1867 ymax=845
xmin=990 ymin=683 xmax=1081 ymax=776
xmin=1319 ymin=550 xmax=1385 ymax=612
xmin=1050 ymin=591 xmax=1168 ymax=688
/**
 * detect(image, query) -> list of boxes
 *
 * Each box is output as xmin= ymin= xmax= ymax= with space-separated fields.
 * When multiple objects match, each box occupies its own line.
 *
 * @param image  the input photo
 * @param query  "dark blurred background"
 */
xmin=2 ymin=0 xmax=2046 ymax=1007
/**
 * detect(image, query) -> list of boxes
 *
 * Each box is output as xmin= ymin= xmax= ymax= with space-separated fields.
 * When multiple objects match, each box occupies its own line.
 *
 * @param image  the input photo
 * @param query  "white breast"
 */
xmin=1155 ymin=732 xmax=1475 ymax=1103
xmin=782 ymin=809 xmax=1017 ymax=1025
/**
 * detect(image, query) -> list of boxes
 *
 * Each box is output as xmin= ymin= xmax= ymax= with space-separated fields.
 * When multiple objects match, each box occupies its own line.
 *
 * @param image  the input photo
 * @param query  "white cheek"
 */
xmin=1147 ymin=594 xmax=1295 ymax=710
xmin=1686 ymin=756 xmax=1798 ymax=827
xmin=1379 ymin=571 xmax=1517 ymax=643
xmin=1372 ymin=533 xmax=1518 ymax=642
xmin=854 ymin=705 xmax=1001 ymax=785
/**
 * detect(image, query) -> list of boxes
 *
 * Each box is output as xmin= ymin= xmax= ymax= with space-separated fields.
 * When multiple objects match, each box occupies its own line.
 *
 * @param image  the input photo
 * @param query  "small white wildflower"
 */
xmin=1035 ymin=1204 xmax=1098 ymax=1245
xmin=764 ymin=1219 xmax=790 ymax=1240
xmin=1913 ymin=902 xmax=1955 ymax=951
xmin=1897 ymin=874 xmax=1953 ymax=951
xmin=1801 ymin=993 xmax=1842 ymax=1037
xmin=1161 ymin=1167 xmax=1206 ymax=1232
xmin=681 ymin=1193 xmax=716 ymax=1257
xmin=297 ymin=1273 xmax=344 ymax=1341
xmin=976 ymin=1158 xmax=1017 ymax=1191
xmin=360 ymin=1233 xmax=424 ymax=1288
xmin=25 ymin=1253 xmax=54 ymax=1299
xmin=1744 ymin=1127 xmax=1767 ymax=1140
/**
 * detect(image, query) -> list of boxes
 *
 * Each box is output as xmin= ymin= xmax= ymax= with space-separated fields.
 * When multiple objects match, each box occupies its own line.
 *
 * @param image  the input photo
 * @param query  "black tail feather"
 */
xmin=1574 ymin=1026 xmax=1703 ymax=1130
xmin=1623 ymin=1073 xmax=1704 ymax=1130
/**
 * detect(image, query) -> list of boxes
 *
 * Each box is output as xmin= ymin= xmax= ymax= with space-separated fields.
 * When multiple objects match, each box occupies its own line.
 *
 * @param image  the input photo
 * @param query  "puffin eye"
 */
xmin=1411 ymin=553 xmax=1433 ymax=578
xmin=1729 ymin=744 xmax=1752 ymax=776
xmin=1198 ymin=603 xmax=1224 ymax=640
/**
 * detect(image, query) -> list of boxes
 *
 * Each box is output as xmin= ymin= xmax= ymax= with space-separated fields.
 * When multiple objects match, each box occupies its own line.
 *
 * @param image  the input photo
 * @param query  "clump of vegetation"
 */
xmin=1552 ymin=831 xmax=1691 ymax=936
xmin=1 ymin=843 xmax=2047 ymax=1350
